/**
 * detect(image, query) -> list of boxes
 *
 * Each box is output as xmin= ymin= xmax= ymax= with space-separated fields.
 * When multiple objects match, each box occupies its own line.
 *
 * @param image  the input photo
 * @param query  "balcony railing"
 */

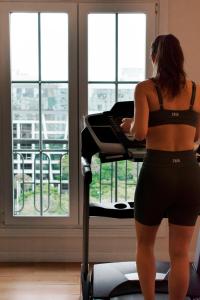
xmin=90 ymin=155 xmax=142 ymax=204
xmin=13 ymin=140 xmax=142 ymax=217
xmin=13 ymin=139 xmax=69 ymax=217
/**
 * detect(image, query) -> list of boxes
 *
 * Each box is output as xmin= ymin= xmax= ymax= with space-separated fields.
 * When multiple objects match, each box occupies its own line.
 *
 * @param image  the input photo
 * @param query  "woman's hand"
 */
xmin=194 ymin=142 xmax=200 ymax=152
xmin=120 ymin=118 xmax=133 ymax=133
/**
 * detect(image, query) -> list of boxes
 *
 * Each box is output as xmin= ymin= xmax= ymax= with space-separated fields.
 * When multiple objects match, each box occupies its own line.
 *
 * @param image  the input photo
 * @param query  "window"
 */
xmin=0 ymin=1 xmax=156 ymax=227
xmin=79 ymin=3 xmax=156 ymax=209
xmin=88 ymin=13 xmax=146 ymax=114
xmin=88 ymin=13 xmax=146 ymax=203
xmin=0 ymin=2 xmax=78 ymax=225
xmin=11 ymin=12 xmax=69 ymax=217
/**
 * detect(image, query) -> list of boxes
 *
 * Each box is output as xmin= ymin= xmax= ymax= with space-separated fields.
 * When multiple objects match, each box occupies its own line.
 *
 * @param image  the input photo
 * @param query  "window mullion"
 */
xmin=114 ymin=13 xmax=118 ymax=203
xmin=38 ymin=12 xmax=43 ymax=216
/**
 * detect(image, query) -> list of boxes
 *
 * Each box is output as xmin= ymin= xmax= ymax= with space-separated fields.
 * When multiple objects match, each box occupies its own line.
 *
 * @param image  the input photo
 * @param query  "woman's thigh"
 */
xmin=168 ymin=223 xmax=196 ymax=258
xmin=135 ymin=220 xmax=160 ymax=247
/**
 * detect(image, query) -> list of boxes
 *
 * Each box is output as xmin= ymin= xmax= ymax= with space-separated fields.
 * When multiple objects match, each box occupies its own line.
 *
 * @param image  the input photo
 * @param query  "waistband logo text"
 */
xmin=172 ymin=158 xmax=181 ymax=163
xmin=172 ymin=112 xmax=179 ymax=117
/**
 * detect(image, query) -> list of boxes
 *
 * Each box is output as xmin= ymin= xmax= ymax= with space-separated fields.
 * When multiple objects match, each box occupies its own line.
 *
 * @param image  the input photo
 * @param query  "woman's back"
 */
xmin=143 ymin=79 xmax=200 ymax=151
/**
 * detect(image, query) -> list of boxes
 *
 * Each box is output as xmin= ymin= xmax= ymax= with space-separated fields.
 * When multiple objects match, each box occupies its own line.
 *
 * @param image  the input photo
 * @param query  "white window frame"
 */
xmin=0 ymin=2 xmax=79 ymax=226
xmin=78 ymin=1 xmax=165 ymax=229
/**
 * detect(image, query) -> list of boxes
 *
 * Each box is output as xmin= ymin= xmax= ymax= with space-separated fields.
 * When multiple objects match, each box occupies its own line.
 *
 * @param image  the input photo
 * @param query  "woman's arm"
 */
xmin=194 ymin=84 xmax=200 ymax=150
xmin=194 ymin=115 xmax=200 ymax=150
xmin=120 ymin=83 xmax=149 ymax=140
xmin=129 ymin=83 xmax=149 ymax=141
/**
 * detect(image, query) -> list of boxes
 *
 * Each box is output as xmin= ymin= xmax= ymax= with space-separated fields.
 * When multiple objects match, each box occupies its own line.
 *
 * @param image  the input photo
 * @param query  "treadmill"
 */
xmin=81 ymin=101 xmax=200 ymax=300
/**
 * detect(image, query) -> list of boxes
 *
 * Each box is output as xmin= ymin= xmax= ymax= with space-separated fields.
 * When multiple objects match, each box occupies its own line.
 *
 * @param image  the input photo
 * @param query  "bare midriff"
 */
xmin=146 ymin=124 xmax=196 ymax=151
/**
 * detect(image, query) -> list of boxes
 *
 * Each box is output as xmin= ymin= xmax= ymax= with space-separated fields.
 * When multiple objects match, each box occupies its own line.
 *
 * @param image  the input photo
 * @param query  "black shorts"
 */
xmin=134 ymin=149 xmax=200 ymax=226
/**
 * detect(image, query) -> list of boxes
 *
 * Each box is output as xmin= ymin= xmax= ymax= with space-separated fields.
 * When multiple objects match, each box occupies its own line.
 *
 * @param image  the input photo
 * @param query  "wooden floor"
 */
xmin=0 ymin=262 xmax=81 ymax=300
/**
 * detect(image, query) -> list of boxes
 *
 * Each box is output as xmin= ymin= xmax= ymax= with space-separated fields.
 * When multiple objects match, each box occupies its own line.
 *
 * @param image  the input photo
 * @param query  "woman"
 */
xmin=121 ymin=34 xmax=200 ymax=300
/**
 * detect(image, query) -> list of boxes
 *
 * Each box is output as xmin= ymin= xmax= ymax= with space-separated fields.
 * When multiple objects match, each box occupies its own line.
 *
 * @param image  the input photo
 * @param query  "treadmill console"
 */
xmin=84 ymin=101 xmax=146 ymax=161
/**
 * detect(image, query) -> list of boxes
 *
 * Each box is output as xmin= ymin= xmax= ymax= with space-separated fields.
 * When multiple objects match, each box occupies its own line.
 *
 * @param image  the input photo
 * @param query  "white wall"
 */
xmin=168 ymin=0 xmax=200 ymax=82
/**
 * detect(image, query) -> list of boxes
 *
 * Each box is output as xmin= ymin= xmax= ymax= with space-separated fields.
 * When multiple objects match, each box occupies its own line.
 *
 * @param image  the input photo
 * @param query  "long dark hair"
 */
xmin=151 ymin=34 xmax=186 ymax=97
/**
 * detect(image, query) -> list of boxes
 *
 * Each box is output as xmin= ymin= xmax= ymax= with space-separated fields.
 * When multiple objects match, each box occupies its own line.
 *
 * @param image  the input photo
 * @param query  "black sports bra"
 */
xmin=148 ymin=81 xmax=199 ymax=128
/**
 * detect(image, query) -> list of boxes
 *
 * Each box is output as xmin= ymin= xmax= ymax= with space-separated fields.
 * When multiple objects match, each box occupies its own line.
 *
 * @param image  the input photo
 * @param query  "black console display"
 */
xmin=84 ymin=101 xmax=146 ymax=161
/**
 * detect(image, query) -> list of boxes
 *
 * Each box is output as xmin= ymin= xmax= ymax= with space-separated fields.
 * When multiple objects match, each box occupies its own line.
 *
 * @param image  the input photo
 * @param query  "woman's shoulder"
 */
xmin=193 ymin=81 xmax=200 ymax=102
xmin=193 ymin=80 xmax=200 ymax=90
xmin=135 ymin=79 xmax=156 ymax=99
xmin=185 ymin=80 xmax=200 ymax=99
xmin=136 ymin=79 xmax=155 ymax=91
xmin=186 ymin=79 xmax=200 ymax=89
xmin=186 ymin=79 xmax=200 ymax=111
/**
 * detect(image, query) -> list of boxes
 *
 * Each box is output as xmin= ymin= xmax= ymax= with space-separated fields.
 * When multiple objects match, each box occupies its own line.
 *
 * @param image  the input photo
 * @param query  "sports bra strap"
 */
xmin=153 ymin=80 xmax=196 ymax=110
xmin=189 ymin=81 xmax=196 ymax=109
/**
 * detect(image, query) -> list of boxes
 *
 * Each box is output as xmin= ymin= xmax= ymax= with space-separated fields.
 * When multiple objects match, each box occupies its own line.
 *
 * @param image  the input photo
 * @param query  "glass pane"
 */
xmin=12 ymin=83 xmax=39 ymax=151
xmin=118 ymin=84 xmax=136 ymax=102
xmin=88 ymin=14 xmax=115 ymax=81
xmin=10 ymin=12 xmax=69 ymax=217
xmin=10 ymin=13 xmax=38 ymax=81
xmin=88 ymin=84 xmax=115 ymax=114
xmin=41 ymin=13 xmax=68 ymax=81
xmin=13 ymin=152 xmax=69 ymax=216
xmin=43 ymin=152 xmax=69 ymax=216
xmin=118 ymin=14 xmax=146 ymax=81
xmin=13 ymin=152 xmax=40 ymax=216
xmin=41 ymin=83 xmax=68 ymax=149
xmin=90 ymin=157 xmax=142 ymax=204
